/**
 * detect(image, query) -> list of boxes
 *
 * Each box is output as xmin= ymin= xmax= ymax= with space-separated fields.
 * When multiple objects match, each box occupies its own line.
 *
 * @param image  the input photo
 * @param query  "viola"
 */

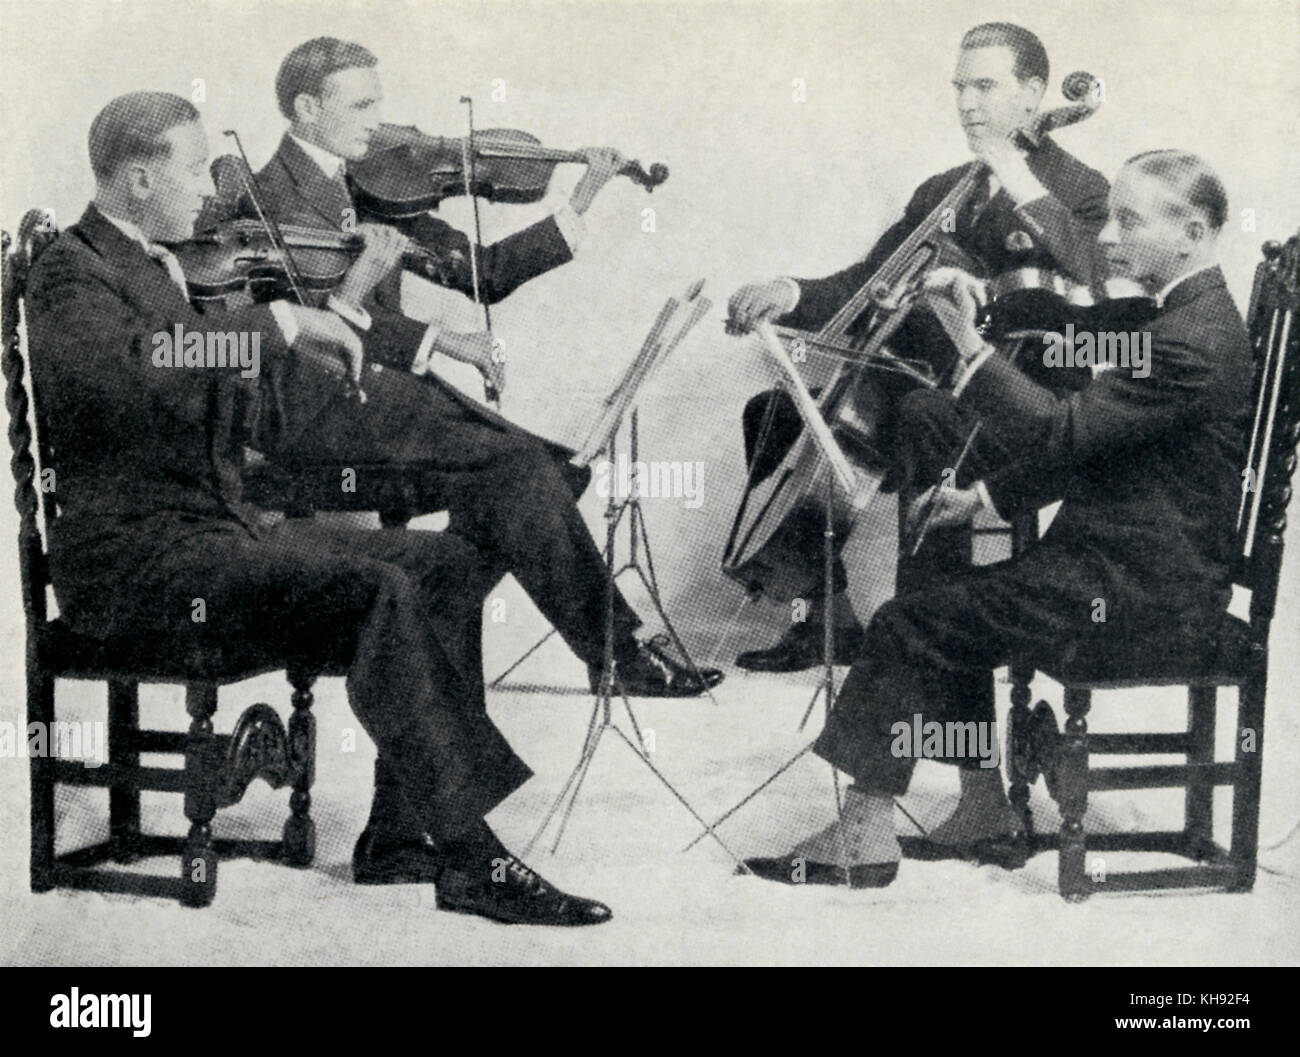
xmin=348 ymin=123 xmax=669 ymax=218
xmin=169 ymin=218 xmax=456 ymax=303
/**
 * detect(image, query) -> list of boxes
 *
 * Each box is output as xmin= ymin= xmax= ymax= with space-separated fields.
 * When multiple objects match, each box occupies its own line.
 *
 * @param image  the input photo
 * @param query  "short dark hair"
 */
xmin=1126 ymin=150 xmax=1229 ymax=231
xmin=276 ymin=37 xmax=378 ymax=119
xmin=961 ymin=22 xmax=1050 ymax=84
xmin=88 ymin=91 xmax=199 ymax=182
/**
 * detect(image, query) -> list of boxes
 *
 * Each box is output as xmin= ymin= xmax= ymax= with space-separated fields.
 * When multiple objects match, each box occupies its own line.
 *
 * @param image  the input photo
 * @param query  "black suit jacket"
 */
xmin=960 ymin=265 xmax=1253 ymax=617
xmin=240 ymin=133 xmax=589 ymax=463
xmin=779 ymin=136 xmax=1109 ymax=378
xmin=247 ymin=135 xmax=573 ymax=364
xmin=782 ymin=135 xmax=1109 ymax=330
xmin=24 ymin=204 xmax=291 ymax=625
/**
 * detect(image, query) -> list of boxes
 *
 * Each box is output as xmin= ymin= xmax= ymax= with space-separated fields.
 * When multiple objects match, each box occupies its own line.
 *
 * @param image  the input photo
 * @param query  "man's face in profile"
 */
xmin=953 ymin=45 xmax=1042 ymax=150
xmin=138 ymin=120 xmax=212 ymax=243
xmin=1099 ymin=166 xmax=1205 ymax=292
xmin=303 ymin=65 xmax=384 ymax=161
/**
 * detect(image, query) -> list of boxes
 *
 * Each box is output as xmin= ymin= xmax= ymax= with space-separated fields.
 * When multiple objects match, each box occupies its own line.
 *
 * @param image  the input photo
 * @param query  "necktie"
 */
xmin=966 ymin=168 xmax=994 ymax=229
xmin=146 ymin=243 xmax=191 ymax=300
xmin=328 ymin=164 xmax=353 ymax=221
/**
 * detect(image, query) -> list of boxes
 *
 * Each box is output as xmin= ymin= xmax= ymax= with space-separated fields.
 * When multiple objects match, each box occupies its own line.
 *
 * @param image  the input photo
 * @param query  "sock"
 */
xmin=928 ymin=768 xmax=1019 ymax=844
xmin=789 ymin=787 xmax=901 ymax=865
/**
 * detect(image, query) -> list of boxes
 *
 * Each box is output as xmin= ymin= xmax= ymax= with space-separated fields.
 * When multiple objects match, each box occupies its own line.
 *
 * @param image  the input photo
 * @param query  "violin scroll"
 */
xmin=621 ymin=159 xmax=669 ymax=192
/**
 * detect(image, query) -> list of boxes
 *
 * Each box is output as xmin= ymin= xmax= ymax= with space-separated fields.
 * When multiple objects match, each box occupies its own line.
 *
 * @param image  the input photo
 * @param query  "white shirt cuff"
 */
xmin=267 ymin=300 xmax=299 ymax=347
xmin=411 ymin=322 xmax=442 ymax=375
xmin=973 ymin=480 xmax=997 ymax=515
xmin=777 ymin=277 xmax=801 ymax=314
xmin=327 ymin=294 xmax=373 ymax=332
xmin=551 ymin=200 xmax=587 ymax=254
xmin=952 ymin=343 xmax=997 ymax=397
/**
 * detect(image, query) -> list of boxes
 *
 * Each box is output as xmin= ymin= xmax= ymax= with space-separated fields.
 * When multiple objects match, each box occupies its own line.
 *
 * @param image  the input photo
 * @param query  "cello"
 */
xmin=721 ymin=71 xmax=1105 ymax=602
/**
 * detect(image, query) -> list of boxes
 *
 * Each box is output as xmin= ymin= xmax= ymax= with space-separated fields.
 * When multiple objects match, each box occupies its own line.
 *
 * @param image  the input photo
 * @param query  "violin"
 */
xmin=169 ymin=218 xmax=456 ymax=303
xmin=349 ymin=123 xmax=669 ymax=218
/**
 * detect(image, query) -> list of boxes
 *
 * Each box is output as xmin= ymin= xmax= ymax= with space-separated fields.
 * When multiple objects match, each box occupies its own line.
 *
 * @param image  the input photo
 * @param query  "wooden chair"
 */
xmin=1005 ymin=232 xmax=1300 ymax=899
xmin=1 ymin=208 xmax=434 ymax=906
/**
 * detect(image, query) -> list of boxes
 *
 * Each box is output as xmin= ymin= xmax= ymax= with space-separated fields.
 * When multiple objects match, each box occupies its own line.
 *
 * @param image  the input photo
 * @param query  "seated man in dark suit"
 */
xmin=239 ymin=36 xmax=621 ymax=397
xmin=739 ymin=150 xmax=1252 ymax=888
xmin=726 ymin=21 xmax=1117 ymax=863
xmin=230 ymin=36 xmax=721 ymax=703
xmin=25 ymin=90 xmax=612 ymax=926
xmin=726 ymin=21 xmax=1109 ymax=677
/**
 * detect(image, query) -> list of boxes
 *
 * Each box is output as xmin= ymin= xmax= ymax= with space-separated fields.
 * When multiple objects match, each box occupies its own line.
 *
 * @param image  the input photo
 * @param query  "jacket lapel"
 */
xmin=76 ymin=204 xmax=196 ymax=317
xmin=270 ymin=134 xmax=353 ymax=230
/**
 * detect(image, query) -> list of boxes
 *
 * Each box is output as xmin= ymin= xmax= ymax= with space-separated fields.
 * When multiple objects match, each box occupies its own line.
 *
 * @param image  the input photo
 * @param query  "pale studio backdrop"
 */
xmin=1 ymin=0 xmax=1298 ymax=646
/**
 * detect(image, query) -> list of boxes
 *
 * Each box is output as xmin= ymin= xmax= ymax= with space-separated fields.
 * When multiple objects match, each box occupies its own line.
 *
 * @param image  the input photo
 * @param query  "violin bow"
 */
xmin=222 ymin=130 xmax=311 ymax=309
xmin=222 ymin=129 xmax=366 ymax=403
xmin=459 ymin=96 xmax=501 ymax=408
xmin=907 ymin=418 xmax=983 ymax=556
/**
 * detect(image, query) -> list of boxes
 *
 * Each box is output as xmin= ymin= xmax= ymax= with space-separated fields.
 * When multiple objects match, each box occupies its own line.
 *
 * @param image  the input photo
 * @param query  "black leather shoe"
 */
xmin=435 ymin=845 xmax=613 ymax=926
xmin=352 ymin=828 xmax=442 ymax=885
xmin=898 ymin=833 xmax=1030 ymax=870
xmin=735 ymin=620 xmax=866 ymax=673
xmin=590 ymin=634 xmax=724 ymax=697
xmin=738 ymin=855 xmax=898 ymax=889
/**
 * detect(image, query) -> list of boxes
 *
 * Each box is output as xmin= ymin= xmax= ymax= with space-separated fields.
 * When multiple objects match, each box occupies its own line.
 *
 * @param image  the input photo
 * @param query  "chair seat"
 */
xmin=1039 ymin=611 xmax=1261 ymax=687
xmin=39 ymin=619 xmax=350 ymax=684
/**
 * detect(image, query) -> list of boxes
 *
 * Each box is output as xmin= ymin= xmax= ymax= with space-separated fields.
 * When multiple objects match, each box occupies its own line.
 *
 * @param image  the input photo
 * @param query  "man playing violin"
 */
xmin=222 ymin=36 xmax=723 ymax=707
xmin=725 ymin=22 xmax=1108 ymax=858
xmin=250 ymin=36 xmax=627 ymax=396
xmin=25 ymin=90 xmax=615 ymax=926
xmin=211 ymin=38 xmax=723 ymax=871
xmin=740 ymin=151 xmax=1251 ymax=890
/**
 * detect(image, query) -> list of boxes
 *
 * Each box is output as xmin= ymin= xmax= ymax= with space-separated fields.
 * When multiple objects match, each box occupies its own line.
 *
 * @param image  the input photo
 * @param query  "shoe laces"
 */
xmin=502 ymin=855 xmax=551 ymax=895
xmin=640 ymin=634 xmax=679 ymax=683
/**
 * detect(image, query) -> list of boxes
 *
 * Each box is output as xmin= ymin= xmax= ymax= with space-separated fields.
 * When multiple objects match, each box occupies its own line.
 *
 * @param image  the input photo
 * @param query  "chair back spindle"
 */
xmin=1236 ymin=232 xmax=1300 ymax=635
xmin=1 ymin=209 xmax=60 ymax=628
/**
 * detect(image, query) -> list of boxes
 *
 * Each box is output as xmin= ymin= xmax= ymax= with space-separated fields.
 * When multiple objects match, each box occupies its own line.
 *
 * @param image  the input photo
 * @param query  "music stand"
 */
xmin=681 ymin=322 xmax=872 ymax=880
xmin=490 ymin=283 xmax=719 ymax=705
xmin=520 ymin=283 xmax=738 ymax=860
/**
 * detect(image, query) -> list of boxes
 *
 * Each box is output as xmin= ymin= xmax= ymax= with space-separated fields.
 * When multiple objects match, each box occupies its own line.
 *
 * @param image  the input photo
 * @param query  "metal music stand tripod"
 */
xmin=682 ymin=319 xmax=915 ymax=879
xmin=682 ymin=464 xmax=854 ymax=876
xmin=520 ymin=284 xmax=736 ymax=860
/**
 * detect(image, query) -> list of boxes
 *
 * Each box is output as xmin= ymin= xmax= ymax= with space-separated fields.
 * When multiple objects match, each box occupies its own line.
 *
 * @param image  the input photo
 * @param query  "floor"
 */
xmin=2 ymin=555 xmax=1298 ymax=967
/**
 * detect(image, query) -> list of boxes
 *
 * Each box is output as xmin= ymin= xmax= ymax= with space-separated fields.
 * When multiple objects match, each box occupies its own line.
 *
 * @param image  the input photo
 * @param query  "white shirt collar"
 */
xmin=289 ymin=132 xmax=345 ymax=181
xmin=98 ymin=208 xmax=155 ymax=253
xmin=1154 ymin=264 xmax=1216 ymax=308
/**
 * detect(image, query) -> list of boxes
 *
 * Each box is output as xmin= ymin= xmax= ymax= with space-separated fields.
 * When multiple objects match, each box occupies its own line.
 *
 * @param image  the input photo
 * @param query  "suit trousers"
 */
xmin=813 ymin=537 xmax=1114 ymax=795
xmin=889 ymin=387 xmax=1028 ymax=766
xmin=106 ymin=516 xmax=530 ymax=843
xmin=258 ymin=355 xmax=643 ymax=670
